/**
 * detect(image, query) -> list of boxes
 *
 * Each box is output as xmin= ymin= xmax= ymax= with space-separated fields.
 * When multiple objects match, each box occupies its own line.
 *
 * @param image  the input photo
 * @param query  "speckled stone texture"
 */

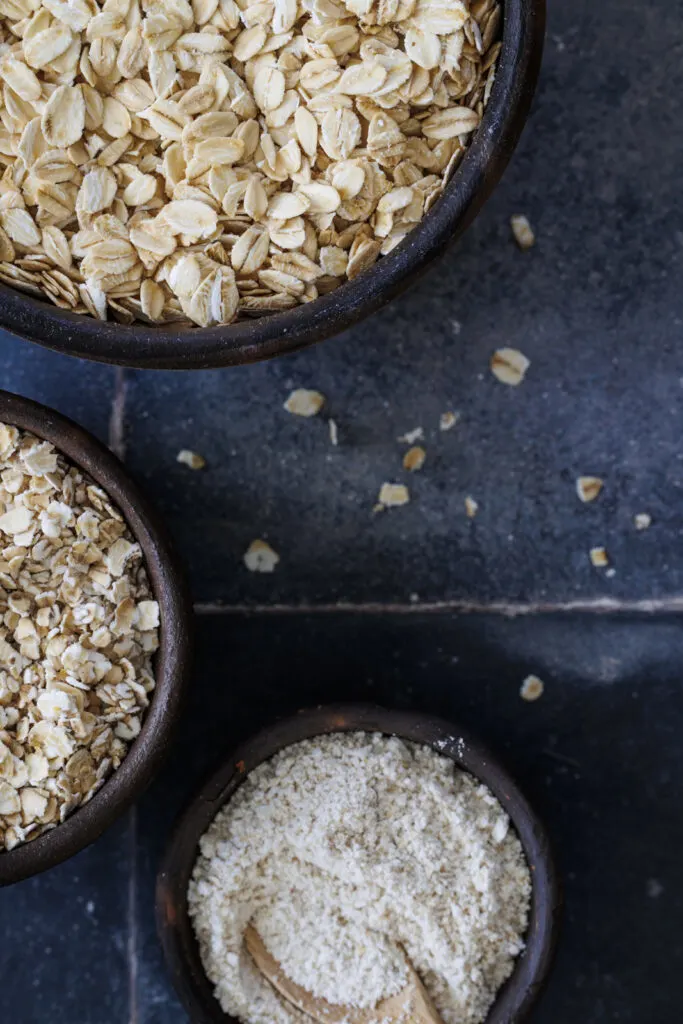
xmin=1 ymin=0 xmax=683 ymax=1021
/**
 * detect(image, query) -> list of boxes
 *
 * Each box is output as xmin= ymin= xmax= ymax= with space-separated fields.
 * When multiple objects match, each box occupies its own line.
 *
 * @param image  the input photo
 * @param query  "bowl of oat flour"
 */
xmin=157 ymin=705 xmax=559 ymax=1024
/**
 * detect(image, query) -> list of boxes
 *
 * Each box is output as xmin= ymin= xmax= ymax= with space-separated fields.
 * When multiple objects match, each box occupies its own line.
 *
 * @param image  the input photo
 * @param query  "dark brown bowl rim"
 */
xmin=0 ymin=0 xmax=546 ymax=370
xmin=0 ymin=389 xmax=193 ymax=886
xmin=156 ymin=703 xmax=561 ymax=1024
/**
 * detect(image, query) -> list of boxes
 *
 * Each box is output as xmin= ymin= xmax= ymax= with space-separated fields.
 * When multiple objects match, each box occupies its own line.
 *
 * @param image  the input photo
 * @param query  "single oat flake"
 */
xmin=491 ymin=349 xmax=530 ymax=386
xmin=465 ymin=496 xmax=479 ymax=518
xmin=377 ymin=483 xmax=410 ymax=508
xmin=177 ymin=449 xmax=206 ymax=470
xmin=590 ymin=547 xmax=610 ymax=568
xmin=634 ymin=513 xmax=652 ymax=531
xmin=328 ymin=420 xmax=339 ymax=447
xmin=284 ymin=390 xmax=325 ymax=418
xmin=511 ymin=215 xmax=536 ymax=251
xmin=520 ymin=675 xmax=544 ymax=702
xmin=244 ymin=540 xmax=280 ymax=574
xmin=439 ymin=411 xmax=460 ymax=432
xmin=576 ymin=477 xmax=603 ymax=503
xmin=403 ymin=446 xmax=426 ymax=472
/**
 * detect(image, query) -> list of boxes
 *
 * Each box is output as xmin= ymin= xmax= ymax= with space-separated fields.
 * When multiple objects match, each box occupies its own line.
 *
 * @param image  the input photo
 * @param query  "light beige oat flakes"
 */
xmin=177 ymin=449 xmax=206 ymax=470
xmin=0 ymin=0 xmax=500 ymax=329
xmin=377 ymin=483 xmax=410 ymax=508
xmin=576 ymin=477 xmax=603 ymax=503
xmin=284 ymin=389 xmax=325 ymax=417
xmin=403 ymin=446 xmax=426 ymax=472
xmin=510 ymin=215 xmax=535 ymax=251
xmin=0 ymin=424 xmax=159 ymax=853
xmin=244 ymin=540 xmax=280 ymax=573
xmin=491 ymin=348 xmax=530 ymax=386
xmin=520 ymin=675 xmax=544 ymax=702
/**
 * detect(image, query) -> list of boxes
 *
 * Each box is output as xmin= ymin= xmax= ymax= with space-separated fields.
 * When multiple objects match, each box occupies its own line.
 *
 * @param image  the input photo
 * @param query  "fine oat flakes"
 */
xmin=0 ymin=0 xmax=501 ymax=328
xmin=0 ymin=423 xmax=159 ymax=852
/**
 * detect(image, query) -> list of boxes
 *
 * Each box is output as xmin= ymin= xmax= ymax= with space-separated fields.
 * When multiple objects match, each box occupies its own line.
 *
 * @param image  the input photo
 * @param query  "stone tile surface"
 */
xmin=118 ymin=0 xmax=683 ymax=605
xmin=133 ymin=612 xmax=683 ymax=1024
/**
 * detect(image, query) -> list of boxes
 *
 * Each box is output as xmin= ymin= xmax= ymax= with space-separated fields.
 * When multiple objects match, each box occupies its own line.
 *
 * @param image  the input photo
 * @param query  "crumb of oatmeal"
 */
xmin=244 ymin=540 xmax=280 ymax=573
xmin=284 ymin=389 xmax=325 ymax=417
xmin=329 ymin=420 xmax=338 ymax=446
xmin=403 ymin=446 xmax=426 ymax=472
xmin=377 ymin=483 xmax=410 ymax=508
xmin=398 ymin=427 xmax=424 ymax=444
xmin=634 ymin=513 xmax=651 ymax=531
xmin=520 ymin=675 xmax=544 ymax=701
xmin=177 ymin=449 xmax=206 ymax=470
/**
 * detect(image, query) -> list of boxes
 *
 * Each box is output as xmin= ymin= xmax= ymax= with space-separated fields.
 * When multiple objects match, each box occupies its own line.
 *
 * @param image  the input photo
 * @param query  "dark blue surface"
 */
xmin=1 ymin=0 xmax=683 ymax=1021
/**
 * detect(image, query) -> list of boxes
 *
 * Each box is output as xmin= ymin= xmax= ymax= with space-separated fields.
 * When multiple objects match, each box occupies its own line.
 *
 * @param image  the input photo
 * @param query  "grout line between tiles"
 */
xmin=192 ymin=597 xmax=683 ymax=616
xmin=109 ymin=367 xmax=128 ymax=461
xmin=127 ymin=805 xmax=138 ymax=1024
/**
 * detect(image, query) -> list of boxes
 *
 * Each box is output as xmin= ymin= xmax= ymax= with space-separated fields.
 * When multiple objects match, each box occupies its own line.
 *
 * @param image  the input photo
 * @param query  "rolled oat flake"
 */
xmin=189 ymin=732 xmax=531 ymax=1024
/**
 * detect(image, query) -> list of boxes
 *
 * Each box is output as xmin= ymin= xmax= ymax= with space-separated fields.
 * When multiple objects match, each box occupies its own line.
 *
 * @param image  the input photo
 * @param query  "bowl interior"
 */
xmin=157 ymin=703 xmax=560 ymax=1024
xmin=0 ymin=0 xmax=546 ymax=368
xmin=0 ymin=390 xmax=192 ymax=885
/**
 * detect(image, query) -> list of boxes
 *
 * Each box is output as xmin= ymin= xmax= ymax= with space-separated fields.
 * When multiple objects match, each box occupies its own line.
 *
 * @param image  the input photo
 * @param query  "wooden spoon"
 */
xmin=245 ymin=924 xmax=444 ymax=1024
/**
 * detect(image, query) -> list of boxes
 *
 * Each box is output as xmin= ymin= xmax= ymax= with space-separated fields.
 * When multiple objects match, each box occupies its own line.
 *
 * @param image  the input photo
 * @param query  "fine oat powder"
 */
xmin=188 ymin=733 xmax=531 ymax=1024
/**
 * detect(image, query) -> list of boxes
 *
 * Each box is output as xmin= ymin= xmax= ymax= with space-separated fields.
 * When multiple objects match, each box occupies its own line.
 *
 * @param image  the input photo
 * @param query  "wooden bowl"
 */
xmin=157 ymin=704 xmax=560 ymax=1023
xmin=0 ymin=390 xmax=192 ymax=886
xmin=0 ymin=0 xmax=545 ymax=370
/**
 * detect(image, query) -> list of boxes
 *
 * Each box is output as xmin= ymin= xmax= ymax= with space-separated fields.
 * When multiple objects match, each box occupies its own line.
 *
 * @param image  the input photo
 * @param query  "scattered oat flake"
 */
xmin=465 ymin=496 xmax=479 ymax=518
xmin=439 ymin=411 xmax=459 ymax=432
xmin=378 ymin=483 xmax=410 ymax=508
xmin=284 ymin=389 xmax=325 ymax=418
xmin=398 ymin=427 xmax=424 ymax=444
xmin=491 ymin=348 xmax=530 ymax=386
xmin=576 ymin=476 xmax=603 ymax=503
xmin=403 ymin=446 xmax=426 ymax=472
xmin=329 ymin=420 xmax=339 ymax=446
xmin=590 ymin=547 xmax=609 ymax=568
xmin=511 ymin=215 xmax=536 ymax=251
xmin=634 ymin=513 xmax=652 ymax=531
xmin=244 ymin=540 xmax=280 ymax=574
xmin=177 ymin=449 xmax=206 ymax=470
xmin=520 ymin=675 xmax=544 ymax=702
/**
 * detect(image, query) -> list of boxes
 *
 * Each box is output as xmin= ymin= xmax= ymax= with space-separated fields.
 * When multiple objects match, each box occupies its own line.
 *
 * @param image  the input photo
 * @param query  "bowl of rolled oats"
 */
xmin=0 ymin=390 xmax=191 ymax=885
xmin=0 ymin=0 xmax=543 ymax=369
xmin=157 ymin=704 xmax=560 ymax=1024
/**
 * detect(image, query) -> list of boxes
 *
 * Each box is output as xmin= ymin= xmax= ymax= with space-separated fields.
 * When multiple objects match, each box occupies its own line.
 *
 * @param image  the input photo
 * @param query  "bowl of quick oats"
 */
xmin=0 ymin=0 xmax=544 ymax=369
xmin=157 ymin=704 xmax=560 ymax=1024
xmin=0 ymin=390 xmax=191 ymax=885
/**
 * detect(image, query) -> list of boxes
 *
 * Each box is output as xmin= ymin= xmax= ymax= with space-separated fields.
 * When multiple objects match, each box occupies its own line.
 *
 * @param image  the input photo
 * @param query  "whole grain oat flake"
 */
xmin=490 ymin=348 xmax=530 ymax=386
xmin=0 ymin=0 xmax=502 ymax=329
xmin=284 ymin=389 xmax=325 ymax=418
xmin=244 ymin=539 xmax=280 ymax=573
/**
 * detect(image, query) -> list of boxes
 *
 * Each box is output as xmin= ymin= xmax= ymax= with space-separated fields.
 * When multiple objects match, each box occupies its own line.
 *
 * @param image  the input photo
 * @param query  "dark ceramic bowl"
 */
xmin=0 ymin=390 xmax=192 ymax=886
xmin=157 ymin=704 xmax=560 ymax=1023
xmin=0 ymin=0 xmax=545 ymax=370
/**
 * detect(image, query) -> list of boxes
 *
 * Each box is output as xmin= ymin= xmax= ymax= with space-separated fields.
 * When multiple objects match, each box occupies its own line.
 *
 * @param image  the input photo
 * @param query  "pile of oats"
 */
xmin=0 ymin=423 xmax=159 ymax=852
xmin=0 ymin=0 xmax=500 ymax=327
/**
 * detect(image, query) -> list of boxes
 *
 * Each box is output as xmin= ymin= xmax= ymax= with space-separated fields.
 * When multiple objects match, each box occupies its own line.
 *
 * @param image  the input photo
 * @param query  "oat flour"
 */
xmin=189 ymin=732 xmax=531 ymax=1024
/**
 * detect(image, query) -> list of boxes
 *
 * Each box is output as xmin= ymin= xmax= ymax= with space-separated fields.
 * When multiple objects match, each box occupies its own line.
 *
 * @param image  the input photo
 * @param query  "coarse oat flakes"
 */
xmin=0 ymin=0 xmax=500 ymax=329
xmin=0 ymin=423 xmax=159 ymax=853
